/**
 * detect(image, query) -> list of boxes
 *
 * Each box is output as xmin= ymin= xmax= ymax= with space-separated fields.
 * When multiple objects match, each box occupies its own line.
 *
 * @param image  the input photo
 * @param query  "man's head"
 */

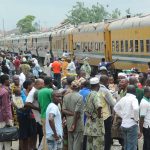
xmin=129 ymin=77 xmax=138 ymax=86
xmin=44 ymin=77 xmax=53 ymax=88
xmin=35 ymin=79 xmax=44 ymax=90
xmin=13 ymin=75 xmax=20 ymax=86
xmin=79 ymin=70 xmax=86 ymax=79
xmin=71 ymin=80 xmax=81 ymax=91
xmin=23 ymin=80 xmax=33 ymax=91
xmin=0 ymin=74 xmax=10 ymax=86
xmin=119 ymin=78 xmax=128 ymax=91
xmin=90 ymin=77 xmax=100 ymax=91
xmin=127 ymin=85 xmax=136 ymax=95
xmin=101 ymin=58 xmax=105 ymax=62
xmin=67 ymin=76 xmax=75 ymax=86
xmin=99 ymin=66 xmax=108 ymax=75
xmin=144 ymin=86 xmax=150 ymax=98
xmin=138 ymin=72 xmax=147 ymax=85
xmin=118 ymin=73 xmax=127 ymax=83
xmin=100 ymin=75 xmax=109 ymax=87
xmin=52 ymin=90 xmax=62 ymax=105
xmin=146 ymin=78 xmax=150 ymax=87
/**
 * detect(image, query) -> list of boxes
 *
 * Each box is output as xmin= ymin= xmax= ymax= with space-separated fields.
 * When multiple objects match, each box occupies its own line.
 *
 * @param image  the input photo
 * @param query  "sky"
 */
xmin=0 ymin=0 xmax=150 ymax=31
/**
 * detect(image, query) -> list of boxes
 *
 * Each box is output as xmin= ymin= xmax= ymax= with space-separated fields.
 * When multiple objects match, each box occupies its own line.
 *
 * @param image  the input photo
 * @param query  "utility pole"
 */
xmin=2 ymin=18 xmax=5 ymax=37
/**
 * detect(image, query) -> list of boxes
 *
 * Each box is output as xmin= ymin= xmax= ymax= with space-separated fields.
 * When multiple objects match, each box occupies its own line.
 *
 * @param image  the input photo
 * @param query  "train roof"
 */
xmin=108 ymin=15 xmax=150 ymax=30
xmin=72 ymin=22 xmax=105 ymax=34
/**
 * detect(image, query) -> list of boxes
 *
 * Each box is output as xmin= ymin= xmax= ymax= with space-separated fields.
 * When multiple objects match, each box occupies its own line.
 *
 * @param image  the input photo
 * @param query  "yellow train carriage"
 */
xmin=72 ymin=22 xmax=105 ymax=66
xmin=108 ymin=15 xmax=150 ymax=72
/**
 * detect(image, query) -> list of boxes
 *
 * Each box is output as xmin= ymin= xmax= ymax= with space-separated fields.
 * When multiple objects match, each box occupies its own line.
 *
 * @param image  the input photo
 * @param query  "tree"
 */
xmin=111 ymin=8 xmax=121 ymax=19
xmin=16 ymin=15 xmax=36 ymax=33
xmin=66 ymin=2 xmax=120 ymax=25
xmin=66 ymin=2 xmax=90 ymax=24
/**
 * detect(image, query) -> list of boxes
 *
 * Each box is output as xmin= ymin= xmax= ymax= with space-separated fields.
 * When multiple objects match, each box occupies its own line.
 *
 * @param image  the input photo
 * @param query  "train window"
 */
xmin=146 ymin=40 xmax=150 ymax=52
xmin=112 ymin=41 xmax=115 ymax=51
xmin=116 ymin=41 xmax=119 ymax=52
xmin=135 ymin=40 xmax=138 ymax=52
xmin=95 ymin=42 xmax=98 ymax=51
xmin=129 ymin=40 xmax=133 ymax=52
xmin=125 ymin=40 xmax=128 ymax=52
xmin=90 ymin=42 xmax=92 ymax=50
xmin=98 ymin=43 xmax=101 ymax=51
xmin=121 ymin=41 xmax=124 ymax=52
xmin=140 ymin=40 xmax=144 ymax=52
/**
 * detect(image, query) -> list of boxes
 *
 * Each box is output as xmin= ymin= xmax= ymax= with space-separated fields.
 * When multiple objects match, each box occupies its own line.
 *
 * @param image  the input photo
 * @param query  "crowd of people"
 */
xmin=0 ymin=50 xmax=150 ymax=150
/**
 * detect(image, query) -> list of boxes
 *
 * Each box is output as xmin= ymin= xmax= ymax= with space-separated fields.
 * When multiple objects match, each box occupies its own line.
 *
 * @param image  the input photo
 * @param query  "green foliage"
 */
xmin=111 ymin=8 xmax=121 ymax=19
xmin=67 ymin=2 xmax=122 ymax=24
xmin=16 ymin=15 xmax=36 ymax=33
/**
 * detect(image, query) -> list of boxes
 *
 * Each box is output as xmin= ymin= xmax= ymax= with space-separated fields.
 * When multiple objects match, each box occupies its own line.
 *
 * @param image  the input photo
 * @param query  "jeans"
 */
xmin=104 ymin=116 xmax=112 ymax=150
xmin=54 ymin=73 xmax=61 ymax=89
xmin=47 ymin=138 xmax=63 ymax=150
xmin=121 ymin=124 xmax=138 ymax=150
xmin=143 ymin=127 xmax=150 ymax=150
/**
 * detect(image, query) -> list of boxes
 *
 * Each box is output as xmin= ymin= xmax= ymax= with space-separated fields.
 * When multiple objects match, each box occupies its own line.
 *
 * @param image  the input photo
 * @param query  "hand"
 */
xmin=68 ymin=124 xmax=76 ymax=132
xmin=53 ymin=133 xmax=59 ymax=141
xmin=138 ymin=132 xmax=142 ymax=139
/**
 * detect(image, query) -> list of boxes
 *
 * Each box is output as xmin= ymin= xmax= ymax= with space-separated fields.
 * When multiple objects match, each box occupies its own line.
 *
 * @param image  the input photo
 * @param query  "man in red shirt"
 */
xmin=14 ymin=57 xmax=21 ymax=74
xmin=52 ymin=59 xmax=62 ymax=89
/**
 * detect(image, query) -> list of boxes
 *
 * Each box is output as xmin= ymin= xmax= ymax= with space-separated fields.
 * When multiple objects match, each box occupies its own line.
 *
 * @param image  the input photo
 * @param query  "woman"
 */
xmin=17 ymin=80 xmax=33 ymax=150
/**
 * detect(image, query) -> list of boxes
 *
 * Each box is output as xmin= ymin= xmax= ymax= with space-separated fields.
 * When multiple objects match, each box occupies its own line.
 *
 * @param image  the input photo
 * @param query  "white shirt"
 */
xmin=67 ymin=61 xmax=76 ymax=74
xmin=114 ymin=93 xmax=139 ymax=128
xmin=19 ymin=72 xmax=26 ymax=86
xmin=46 ymin=103 xmax=63 ymax=139
xmin=26 ymin=87 xmax=41 ymax=124
xmin=140 ymin=97 xmax=150 ymax=128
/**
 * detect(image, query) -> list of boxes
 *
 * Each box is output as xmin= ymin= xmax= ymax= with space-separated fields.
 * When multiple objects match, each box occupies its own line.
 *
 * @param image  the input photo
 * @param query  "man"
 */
xmin=67 ymin=58 xmax=76 ymax=75
xmin=0 ymin=75 xmax=13 ymax=150
xmin=62 ymin=80 xmax=84 ymax=150
xmin=139 ymin=87 xmax=150 ymax=150
xmin=84 ymin=77 xmax=104 ymax=150
xmin=38 ymin=77 xmax=53 ymax=150
xmin=13 ymin=56 xmax=20 ymax=74
xmin=25 ymin=79 xmax=45 ymax=149
xmin=20 ymin=58 xmax=31 ymax=76
xmin=99 ymin=58 xmax=118 ymax=70
xmin=79 ymin=78 xmax=90 ymax=125
xmin=129 ymin=76 xmax=144 ymax=104
xmin=111 ymin=78 xmax=128 ymax=149
xmin=52 ymin=59 xmax=62 ymax=89
xmin=46 ymin=91 xmax=63 ymax=150
xmin=79 ymin=78 xmax=90 ymax=150
xmin=114 ymin=85 xmax=139 ymax=150
xmin=80 ymin=57 xmax=91 ymax=79
xmin=99 ymin=75 xmax=116 ymax=150
xmin=95 ymin=66 xmax=108 ymax=80
xmin=138 ymin=72 xmax=147 ymax=88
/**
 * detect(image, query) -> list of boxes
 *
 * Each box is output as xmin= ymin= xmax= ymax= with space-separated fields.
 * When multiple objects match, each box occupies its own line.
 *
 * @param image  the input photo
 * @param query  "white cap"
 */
xmin=90 ymin=77 xmax=99 ymax=85
xmin=118 ymin=73 xmax=127 ymax=78
xmin=100 ymin=66 xmax=107 ymax=71
xmin=22 ymin=57 xmax=27 ymax=62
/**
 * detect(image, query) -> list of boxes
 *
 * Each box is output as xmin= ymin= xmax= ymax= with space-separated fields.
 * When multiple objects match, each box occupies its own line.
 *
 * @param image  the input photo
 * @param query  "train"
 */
xmin=0 ymin=15 xmax=150 ymax=72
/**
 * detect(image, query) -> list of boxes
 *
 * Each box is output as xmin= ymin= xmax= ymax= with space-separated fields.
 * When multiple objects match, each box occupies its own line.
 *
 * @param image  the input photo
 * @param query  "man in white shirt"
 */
xmin=114 ymin=85 xmax=139 ymax=150
xmin=46 ymin=91 xmax=63 ymax=150
xmin=139 ymin=86 xmax=150 ymax=150
xmin=25 ymin=79 xmax=44 ymax=149
xmin=67 ymin=58 xmax=76 ymax=74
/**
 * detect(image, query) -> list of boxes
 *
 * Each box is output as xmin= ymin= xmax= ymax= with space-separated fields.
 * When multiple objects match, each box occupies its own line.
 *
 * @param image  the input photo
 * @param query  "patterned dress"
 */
xmin=84 ymin=91 xmax=104 ymax=150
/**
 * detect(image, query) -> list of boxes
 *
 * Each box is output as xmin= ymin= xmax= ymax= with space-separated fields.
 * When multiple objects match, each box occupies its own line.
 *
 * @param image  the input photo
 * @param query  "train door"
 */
xmin=68 ymin=34 xmax=73 ymax=58
xmin=104 ymin=24 xmax=112 ymax=62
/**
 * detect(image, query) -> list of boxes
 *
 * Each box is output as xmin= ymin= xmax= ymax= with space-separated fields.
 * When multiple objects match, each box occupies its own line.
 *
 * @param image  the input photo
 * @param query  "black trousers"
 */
xmin=104 ymin=116 xmax=112 ymax=150
xmin=143 ymin=127 xmax=150 ymax=150
xmin=54 ymin=73 xmax=61 ymax=89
